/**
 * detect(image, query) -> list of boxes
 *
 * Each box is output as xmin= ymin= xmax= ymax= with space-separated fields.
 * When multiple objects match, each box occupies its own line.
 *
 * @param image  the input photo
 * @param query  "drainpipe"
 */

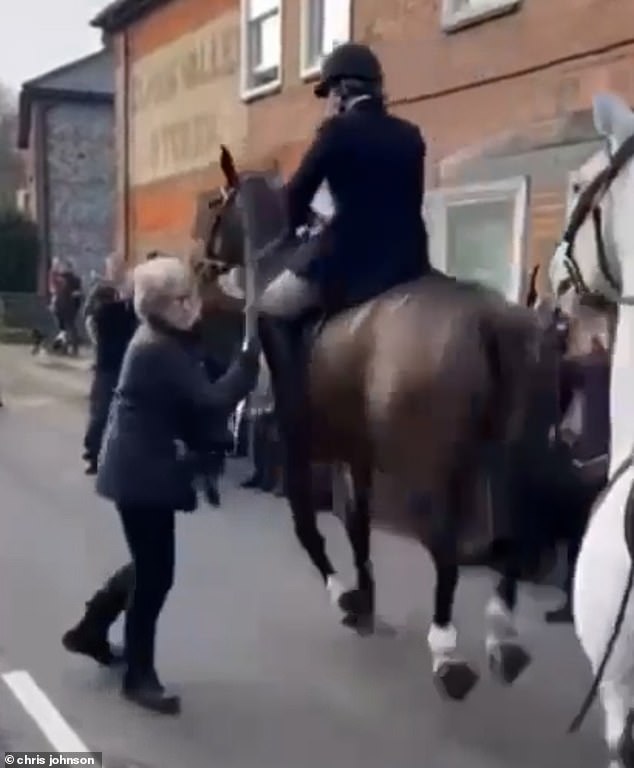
xmin=35 ymin=103 xmax=51 ymax=297
xmin=121 ymin=29 xmax=131 ymax=262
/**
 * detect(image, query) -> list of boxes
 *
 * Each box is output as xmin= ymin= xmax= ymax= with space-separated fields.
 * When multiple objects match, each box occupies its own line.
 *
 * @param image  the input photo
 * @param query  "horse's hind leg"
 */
xmin=339 ymin=464 xmax=375 ymax=631
xmin=486 ymin=548 xmax=531 ymax=686
xmin=602 ymin=682 xmax=634 ymax=767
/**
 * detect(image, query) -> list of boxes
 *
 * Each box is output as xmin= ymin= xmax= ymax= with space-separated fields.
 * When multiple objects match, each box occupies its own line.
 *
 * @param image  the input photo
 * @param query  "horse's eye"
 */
xmin=572 ymin=182 xmax=583 ymax=195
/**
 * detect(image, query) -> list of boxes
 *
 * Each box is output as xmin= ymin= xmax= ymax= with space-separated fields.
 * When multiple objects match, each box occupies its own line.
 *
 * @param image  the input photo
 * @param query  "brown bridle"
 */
xmin=559 ymin=133 xmax=634 ymax=306
xmin=203 ymin=186 xmax=238 ymax=277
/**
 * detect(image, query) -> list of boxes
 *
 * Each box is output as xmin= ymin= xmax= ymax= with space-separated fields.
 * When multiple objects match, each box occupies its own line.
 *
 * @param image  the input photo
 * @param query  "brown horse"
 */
xmin=193 ymin=146 xmax=543 ymax=702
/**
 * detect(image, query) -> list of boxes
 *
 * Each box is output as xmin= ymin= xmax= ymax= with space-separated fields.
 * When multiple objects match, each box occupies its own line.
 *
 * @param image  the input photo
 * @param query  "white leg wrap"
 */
xmin=427 ymin=623 xmax=458 ymax=673
xmin=485 ymin=596 xmax=518 ymax=653
xmin=602 ymin=681 xmax=631 ymax=753
xmin=326 ymin=575 xmax=345 ymax=607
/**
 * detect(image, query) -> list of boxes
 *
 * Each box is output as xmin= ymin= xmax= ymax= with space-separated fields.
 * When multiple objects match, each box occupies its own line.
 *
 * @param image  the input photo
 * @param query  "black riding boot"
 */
xmin=257 ymin=315 xmax=304 ymax=402
xmin=62 ymin=563 xmax=133 ymax=665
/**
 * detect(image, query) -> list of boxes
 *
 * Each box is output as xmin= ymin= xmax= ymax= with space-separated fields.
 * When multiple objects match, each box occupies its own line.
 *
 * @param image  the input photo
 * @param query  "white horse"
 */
xmin=549 ymin=92 xmax=634 ymax=768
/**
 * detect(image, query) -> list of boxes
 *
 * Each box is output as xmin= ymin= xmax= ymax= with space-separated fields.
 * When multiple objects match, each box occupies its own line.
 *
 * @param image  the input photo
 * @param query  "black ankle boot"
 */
xmin=62 ymin=564 xmax=133 ymax=665
xmin=122 ymin=673 xmax=180 ymax=715
xmin=62 ymin=622 xmax=123 ymax=666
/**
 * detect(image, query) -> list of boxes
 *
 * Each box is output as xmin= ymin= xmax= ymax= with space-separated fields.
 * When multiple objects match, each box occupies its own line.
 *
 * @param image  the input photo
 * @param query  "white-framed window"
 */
xmin=424 ymin=177 xmax=528 ymax=301
xmin=441 ymin=0 xmax=522 ymax=33
xmin=300 ymin=0 xmax=351 ymax=79
xmin=240 ymin=0 xmax=282 ymax=100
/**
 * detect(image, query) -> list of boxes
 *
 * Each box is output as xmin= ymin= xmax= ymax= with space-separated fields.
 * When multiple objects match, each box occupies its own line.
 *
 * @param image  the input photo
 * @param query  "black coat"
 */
xmin=93 ymin=299 xmax=138 ymax=374
xmin=96 ymin=318 xmax=258 ymax=511
xmin=285 ymin=98 xmax=429 ymax=307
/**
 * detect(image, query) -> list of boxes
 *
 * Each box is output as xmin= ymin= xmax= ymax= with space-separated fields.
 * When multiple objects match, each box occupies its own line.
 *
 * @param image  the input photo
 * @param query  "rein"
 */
xmin=559 ymin=133 xmax=634 ymax=306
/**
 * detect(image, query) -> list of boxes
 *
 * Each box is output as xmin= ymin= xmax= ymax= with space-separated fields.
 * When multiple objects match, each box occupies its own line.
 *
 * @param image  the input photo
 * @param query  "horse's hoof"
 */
xmin=616 ymin=713 xmax=634 ymax=768
xmin=434 ymin=661 xmax=479 ymax=701
xmin=338 ymin=588 xmax=374 ymax=618
xmin=341 ymin=611 xmax=375 ymax=635
xmin=488 ymin=642 xmax=531 ymax=685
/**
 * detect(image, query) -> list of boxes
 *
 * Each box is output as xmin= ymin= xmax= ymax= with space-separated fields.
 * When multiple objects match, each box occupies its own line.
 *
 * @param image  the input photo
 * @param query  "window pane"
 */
xmin=307 ymin=0 xmax=324 ymax=67
xmin=323 ymin=0 xmax=350 ymax=53
xmin=445 ymin=199 xmax=515 ymax=296
xmin=247 ymin=11 xmax=280 ymax=88
xmin=249 ymin=0 xmax=279 ymax=19
xmin=259 ymin=13 xmax=280 ymax=69
xmin=305 ymin=0 xmax=349 ymax=69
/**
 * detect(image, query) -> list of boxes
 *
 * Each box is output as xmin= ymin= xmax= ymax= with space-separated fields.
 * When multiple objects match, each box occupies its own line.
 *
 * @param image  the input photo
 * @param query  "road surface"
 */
xmin=0 ymin=387 xmax=608 ymax=768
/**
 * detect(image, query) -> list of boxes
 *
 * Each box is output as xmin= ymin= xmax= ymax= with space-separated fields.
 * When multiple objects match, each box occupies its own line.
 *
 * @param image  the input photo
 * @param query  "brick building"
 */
xmin=17 ymin=49 xmax=115 ymax=294
xmin=92 ymin=0 xmax=634 ymax=299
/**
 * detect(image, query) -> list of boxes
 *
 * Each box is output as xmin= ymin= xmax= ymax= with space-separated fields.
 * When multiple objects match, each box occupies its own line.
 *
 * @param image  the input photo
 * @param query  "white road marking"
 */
xmin=2 ymin=670 xmax=91 ymax=753
xmin=5 ymin=396 xmax=56 ymax=409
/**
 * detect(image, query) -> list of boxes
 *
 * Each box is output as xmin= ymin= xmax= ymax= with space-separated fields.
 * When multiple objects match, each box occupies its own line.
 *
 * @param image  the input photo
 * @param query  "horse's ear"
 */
xmin=592 ymin=92 xmax=634 ymax=144
xmin=526 ymin=264 xmax=539 ymax=308
xmin=220 ymin=145 xmax=239 ymax=188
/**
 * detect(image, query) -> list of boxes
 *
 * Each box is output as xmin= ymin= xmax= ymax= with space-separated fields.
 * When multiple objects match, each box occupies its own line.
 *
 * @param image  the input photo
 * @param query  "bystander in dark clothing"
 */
xmin=541 ymin=343 xmax=611 ymax=622
xmin=55 ymin=266 xmax=83 ymax=354
xmin=241 ymin=410 xmax=283 ymax=493
xmin=83 ymin=284 xmax=137 ymax=472
xmin=63 ymin=268 xmax=259 ymax=715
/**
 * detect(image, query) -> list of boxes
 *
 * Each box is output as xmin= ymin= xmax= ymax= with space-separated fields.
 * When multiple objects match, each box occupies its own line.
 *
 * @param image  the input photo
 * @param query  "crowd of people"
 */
xmin=63 ymin=246 xmax=612 ymax=707
xmin=52 ymin=40 xmax=614 ymax=721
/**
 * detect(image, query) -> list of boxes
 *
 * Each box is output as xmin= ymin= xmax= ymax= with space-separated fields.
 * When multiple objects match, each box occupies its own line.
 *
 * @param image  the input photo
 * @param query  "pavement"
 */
xmin=0 ymin=344 xmax=91 ymax=405
xmin=0 ymin=344 xmax=610 ymax=768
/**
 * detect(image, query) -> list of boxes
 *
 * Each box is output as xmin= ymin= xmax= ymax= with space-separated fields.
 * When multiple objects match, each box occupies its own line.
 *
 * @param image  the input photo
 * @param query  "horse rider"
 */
xmin=257 ymin=42 xmax=430 ymax=373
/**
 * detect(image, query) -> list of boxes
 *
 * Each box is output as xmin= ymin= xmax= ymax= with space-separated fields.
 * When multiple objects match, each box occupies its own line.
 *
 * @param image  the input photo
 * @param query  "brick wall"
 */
xmin=119 ymin=0 xmax=239 ymax=260
xmin=45 ymin=101 xmax=115 ymax=283
xmin=115 ymin=0 xmax=634 ymax=281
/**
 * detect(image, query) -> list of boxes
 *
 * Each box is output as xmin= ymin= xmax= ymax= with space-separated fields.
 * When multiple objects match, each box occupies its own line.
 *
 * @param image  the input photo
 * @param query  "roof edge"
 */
xmin=21 ymin=49 xmax=110 ymax=90
xmin=91 ymin=0 xmax=174 ymax=32
xmin=17 ymin=87 xmax=113 ymax=150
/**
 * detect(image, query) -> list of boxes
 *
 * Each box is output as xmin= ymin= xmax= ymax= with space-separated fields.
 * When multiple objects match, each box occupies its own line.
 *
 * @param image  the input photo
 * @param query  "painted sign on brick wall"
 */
xmin=129 ymin=10 xmax=247 ymax=186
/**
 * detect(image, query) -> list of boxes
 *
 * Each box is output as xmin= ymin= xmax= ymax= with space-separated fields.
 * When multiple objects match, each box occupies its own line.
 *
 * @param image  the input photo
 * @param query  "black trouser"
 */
xmin=117 ymin=504 xmax=175 ymax=684
xmin=84 ymin=370 xmax=118 ymax=462
xmin=251 ymin=412 xmax=279 ymax=484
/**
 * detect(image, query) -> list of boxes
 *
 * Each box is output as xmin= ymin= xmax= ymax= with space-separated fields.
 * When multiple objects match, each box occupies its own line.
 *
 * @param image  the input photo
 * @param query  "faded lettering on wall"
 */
xmin=129 ymin=11 xmax=247 ymax=185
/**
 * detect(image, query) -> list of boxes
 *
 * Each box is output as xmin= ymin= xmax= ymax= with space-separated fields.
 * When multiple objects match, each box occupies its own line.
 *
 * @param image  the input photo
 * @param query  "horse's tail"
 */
xmin=479 ymin=304 xmax=539 ymax=444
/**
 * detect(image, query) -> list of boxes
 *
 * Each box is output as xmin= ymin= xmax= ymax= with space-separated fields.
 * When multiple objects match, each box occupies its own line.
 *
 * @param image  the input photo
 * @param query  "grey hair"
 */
xmin=132 ymin=256 xmax=191 ymax=320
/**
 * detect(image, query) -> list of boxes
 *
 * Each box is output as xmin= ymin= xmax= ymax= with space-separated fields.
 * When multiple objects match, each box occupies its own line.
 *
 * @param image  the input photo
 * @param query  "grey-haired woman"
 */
xmin=63 ymin=256 xmax=259 ymax=714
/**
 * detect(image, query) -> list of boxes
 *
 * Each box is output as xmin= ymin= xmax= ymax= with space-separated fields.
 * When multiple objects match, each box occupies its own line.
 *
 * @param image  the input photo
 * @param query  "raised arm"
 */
xmin=172 ymin=340 xmax=260 ymax=416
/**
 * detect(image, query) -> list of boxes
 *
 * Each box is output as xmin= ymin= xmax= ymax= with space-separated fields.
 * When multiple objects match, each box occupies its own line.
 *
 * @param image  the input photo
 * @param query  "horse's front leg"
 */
xmin=284 ymin=450 xmax=342 ymax=600
xmin=486 ymin=550 xmax=532 ymax=685
xmin=428 ymin=543 xmax=479 ymax=701
xmin=338 ymin=463 xmax=375 ymax=631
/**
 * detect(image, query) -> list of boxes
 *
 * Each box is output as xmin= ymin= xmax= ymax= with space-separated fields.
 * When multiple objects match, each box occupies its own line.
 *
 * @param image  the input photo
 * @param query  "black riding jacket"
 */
xmin=284 ymin=98 xmax=430 ymax=307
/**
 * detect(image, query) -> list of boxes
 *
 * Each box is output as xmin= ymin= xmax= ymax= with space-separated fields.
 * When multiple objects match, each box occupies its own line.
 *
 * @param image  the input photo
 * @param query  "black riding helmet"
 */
xmin=314 ymin=43 xmax=383 ymax=98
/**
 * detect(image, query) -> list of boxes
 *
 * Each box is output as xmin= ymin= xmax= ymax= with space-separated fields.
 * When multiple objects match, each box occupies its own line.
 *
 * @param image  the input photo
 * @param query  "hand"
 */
xmin=242 ymin=335 xmax=261 ymax=361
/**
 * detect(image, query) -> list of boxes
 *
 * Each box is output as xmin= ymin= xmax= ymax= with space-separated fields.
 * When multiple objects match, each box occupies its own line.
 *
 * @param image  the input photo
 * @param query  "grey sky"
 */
xmin=0 ymin=0 xmax=105 ymax=93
